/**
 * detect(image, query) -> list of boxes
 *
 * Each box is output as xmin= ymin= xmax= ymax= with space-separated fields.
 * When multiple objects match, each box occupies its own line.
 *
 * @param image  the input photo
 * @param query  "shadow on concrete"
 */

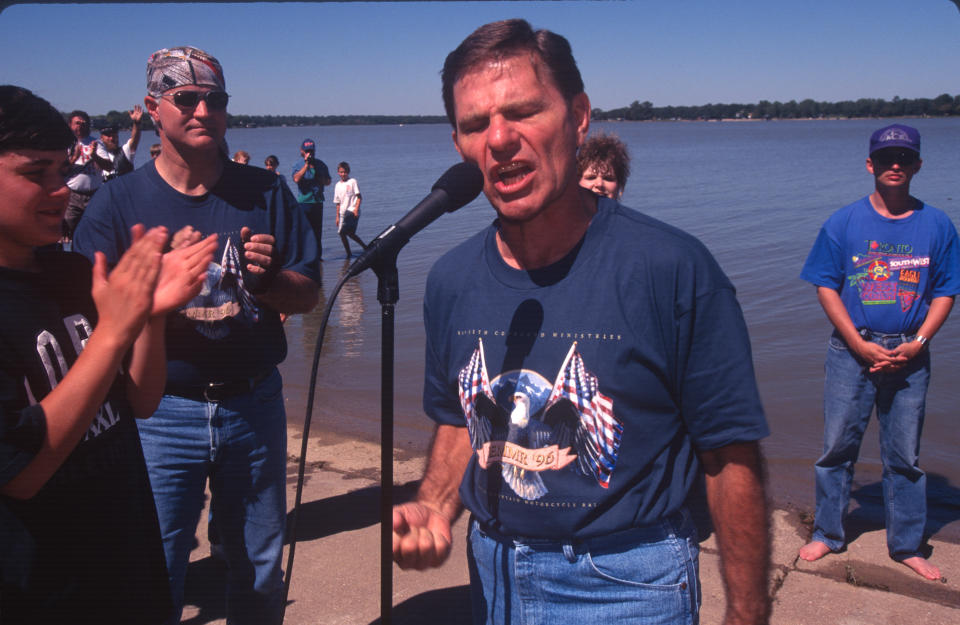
xmin=181 ymin=557 xmax=227 ymax=625
xmin=284 ymin=480 xmax=420 ymax=543
xmin=179 ymin=480 xmax=422 ymax=623
xmin=847 ymin=471 xmax=960 ymax=547
xmin=368 ymin=585 xmax=472 ymax=625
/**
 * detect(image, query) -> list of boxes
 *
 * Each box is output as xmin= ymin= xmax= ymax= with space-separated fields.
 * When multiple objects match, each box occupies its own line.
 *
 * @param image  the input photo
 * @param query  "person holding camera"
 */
xmin=292 ymin=138 xmax=331 ymax=258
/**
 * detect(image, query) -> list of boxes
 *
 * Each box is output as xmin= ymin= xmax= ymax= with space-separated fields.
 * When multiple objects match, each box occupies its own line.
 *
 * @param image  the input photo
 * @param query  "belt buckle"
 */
xmin=203 ymin=382 xmax=226 ymax=403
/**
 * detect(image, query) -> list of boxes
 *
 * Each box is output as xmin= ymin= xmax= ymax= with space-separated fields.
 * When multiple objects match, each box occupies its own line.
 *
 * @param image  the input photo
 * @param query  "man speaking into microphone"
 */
xmin=392 ymin=19 xmax=771 ymax=625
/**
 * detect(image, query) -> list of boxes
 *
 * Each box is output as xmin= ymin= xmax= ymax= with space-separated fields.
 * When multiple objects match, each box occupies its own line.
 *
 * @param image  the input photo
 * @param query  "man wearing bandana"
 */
xmin=74 ymin=46 xmax=320 ymax=624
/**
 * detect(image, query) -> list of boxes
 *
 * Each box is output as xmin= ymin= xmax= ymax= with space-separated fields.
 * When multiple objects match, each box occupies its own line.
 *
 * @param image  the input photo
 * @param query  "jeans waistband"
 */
xmin=165 ymin=369 xmax=273 ymax=403
xmin=472 ymin=508 xmax=690 ymax=554
xmin=857 ymin=328 xmax=915 ymax=341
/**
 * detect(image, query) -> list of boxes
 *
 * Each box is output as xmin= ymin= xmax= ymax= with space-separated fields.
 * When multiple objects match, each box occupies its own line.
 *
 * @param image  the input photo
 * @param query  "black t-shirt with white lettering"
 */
xmin=0 ymin=250 xmax=170 ymax=623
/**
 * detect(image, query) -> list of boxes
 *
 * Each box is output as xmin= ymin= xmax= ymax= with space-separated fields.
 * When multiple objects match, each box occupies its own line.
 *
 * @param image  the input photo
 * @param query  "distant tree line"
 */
xmin=78 ymin=111 xmax=447 ymax=132
xmin=74 ymin=93 xmax=960 ymax=131
xmin=225 ymin=114 xmax=448 ymax=127
xmin=592 ymin=94 xmax=960 ymax=121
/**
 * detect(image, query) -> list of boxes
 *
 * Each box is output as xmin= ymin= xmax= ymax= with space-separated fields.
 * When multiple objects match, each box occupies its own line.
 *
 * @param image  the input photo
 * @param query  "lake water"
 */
xmin=191 ymin=118 xmax=960 ymax=538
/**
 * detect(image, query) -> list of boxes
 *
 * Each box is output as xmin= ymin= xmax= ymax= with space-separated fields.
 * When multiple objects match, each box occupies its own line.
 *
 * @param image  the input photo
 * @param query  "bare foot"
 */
xmin=798 ymin=540 xmax=833 ymax=562
xmin=901 ymin=556 xmax=942 ymax=580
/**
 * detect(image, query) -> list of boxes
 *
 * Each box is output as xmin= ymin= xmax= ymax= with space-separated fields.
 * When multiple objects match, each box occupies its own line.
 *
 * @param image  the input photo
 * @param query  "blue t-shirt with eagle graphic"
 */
xmin=73 ymin=159 xmax=320 ymax=385
xmin=423 ymin=198 xmax=769 ymax=539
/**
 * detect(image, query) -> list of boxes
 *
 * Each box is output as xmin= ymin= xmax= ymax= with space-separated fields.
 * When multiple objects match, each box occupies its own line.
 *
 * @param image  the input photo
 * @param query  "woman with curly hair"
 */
xmin=577 ymin=132 xmax=630 ymax=199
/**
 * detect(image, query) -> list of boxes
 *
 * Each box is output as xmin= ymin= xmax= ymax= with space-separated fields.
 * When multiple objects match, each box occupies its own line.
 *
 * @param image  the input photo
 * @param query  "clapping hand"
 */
xmin=240 ymin=226 xmax=276 ymax=275
xmin=169 ymin=224 xmax=203 ymax=250
xmin=152 ymin=229 xmax=218 ymax=316
xmin=91 ymin=225 xmax=167 ymax=346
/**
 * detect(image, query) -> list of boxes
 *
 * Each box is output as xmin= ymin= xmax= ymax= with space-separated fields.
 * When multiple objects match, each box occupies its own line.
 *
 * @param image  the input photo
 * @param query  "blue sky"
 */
xmin=1 ymin=1 xmax=958 ymax=116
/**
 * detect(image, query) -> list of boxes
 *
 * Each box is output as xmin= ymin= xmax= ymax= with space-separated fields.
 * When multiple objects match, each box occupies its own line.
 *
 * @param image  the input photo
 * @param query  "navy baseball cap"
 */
xmin=869 ymin=124 xmax=920 ymax=156
xmin=301 ymin=138 xmax=315 ymax=152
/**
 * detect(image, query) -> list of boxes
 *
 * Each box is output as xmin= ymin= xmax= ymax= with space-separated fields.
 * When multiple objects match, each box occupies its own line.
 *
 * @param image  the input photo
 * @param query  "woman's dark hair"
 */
xmin=577 ymin=133 xmax=631 ymax=192
xmin=0 ymin=85 xmax=74 ymax=153
xmin=441 ymin=19 xmax=584 ymax=127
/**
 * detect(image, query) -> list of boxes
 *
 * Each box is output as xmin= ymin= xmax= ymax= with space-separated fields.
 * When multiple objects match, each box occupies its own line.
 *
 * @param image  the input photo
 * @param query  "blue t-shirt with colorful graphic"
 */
xmin=801 ymin=196 xmax=960 ymax=334
xmin=423 ymin=198 xmax=769 ymax=539
xmin=73 ymin=160 xmax=320 ymax=385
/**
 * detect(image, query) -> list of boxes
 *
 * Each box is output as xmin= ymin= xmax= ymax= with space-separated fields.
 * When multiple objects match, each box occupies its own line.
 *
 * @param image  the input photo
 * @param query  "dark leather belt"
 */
xmin=165 ymin=370 xmax=272 ymax=403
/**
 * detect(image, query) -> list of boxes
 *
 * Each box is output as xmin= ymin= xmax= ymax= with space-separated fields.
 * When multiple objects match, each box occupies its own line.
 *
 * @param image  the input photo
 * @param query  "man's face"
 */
xmin=451 ymin=54 xmax=590 ymax=224
xmin=69 ymin=116 xmax=89 ymax=140
xmin=866 ymin=148 xmax=921 ymax=190
xmin=100 ymin=131 xmax=119 ymax=151
xmin=0 ymin=149 xmax=71 ymax=258
xmin=338 ymin=167 xmax=349 ymax=181
xmin=145 ymin=85 xmax=227 ymax=156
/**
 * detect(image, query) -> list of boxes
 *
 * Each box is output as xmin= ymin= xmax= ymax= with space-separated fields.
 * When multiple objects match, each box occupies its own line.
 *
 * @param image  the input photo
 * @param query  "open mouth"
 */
xmin=495 ymin=162 xmax=532 ymax=190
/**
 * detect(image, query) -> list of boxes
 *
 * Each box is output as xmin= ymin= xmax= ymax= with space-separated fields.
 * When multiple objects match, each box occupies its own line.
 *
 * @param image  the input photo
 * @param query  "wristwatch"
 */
xmin=914 ymin=334 xmax=928 ymax=346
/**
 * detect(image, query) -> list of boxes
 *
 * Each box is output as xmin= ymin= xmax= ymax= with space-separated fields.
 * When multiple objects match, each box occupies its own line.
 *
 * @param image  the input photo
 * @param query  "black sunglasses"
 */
xmin=872 ymin=150 xmax=918 ymax=168
xmin=162 ymin=90 xmax=229 ymax=111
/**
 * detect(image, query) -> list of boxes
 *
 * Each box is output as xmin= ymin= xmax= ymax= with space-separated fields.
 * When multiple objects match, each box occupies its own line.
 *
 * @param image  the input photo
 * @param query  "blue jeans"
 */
xmin=137 ymin=369 xmax=287 ymax=625
xmin=467 ymin=509 xmax=700 ymax=625
xmin=813 ymin=331 xmax=930 ymax=560
xmin=299 ymin=202 xmax=323 ymax=257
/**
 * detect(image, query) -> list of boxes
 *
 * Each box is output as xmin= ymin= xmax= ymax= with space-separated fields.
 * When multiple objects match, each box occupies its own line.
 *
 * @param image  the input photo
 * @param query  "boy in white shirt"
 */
xmin=333 ymin=161 xmax=367 ymax=258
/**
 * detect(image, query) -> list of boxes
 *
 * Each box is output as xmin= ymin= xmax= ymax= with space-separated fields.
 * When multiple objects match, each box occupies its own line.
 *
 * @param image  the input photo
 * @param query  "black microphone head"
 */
xmin=432 ymin=162 xmax=484 ymax=212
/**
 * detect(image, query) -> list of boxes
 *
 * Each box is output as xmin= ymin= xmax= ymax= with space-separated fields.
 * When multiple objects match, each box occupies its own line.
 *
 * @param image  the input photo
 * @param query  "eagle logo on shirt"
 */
xmin=458 ymin=338 xmax=623 ymax=500
xmin=179 ymin=237 xmax=259 ymax=339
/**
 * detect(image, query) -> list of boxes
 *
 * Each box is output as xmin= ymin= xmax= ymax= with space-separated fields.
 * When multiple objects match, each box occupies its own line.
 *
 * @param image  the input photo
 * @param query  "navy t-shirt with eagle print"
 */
xmin=74 ymin=159 xmax=320 ymax=386
xmin=423 ymin=198 xmax=769 ymax=539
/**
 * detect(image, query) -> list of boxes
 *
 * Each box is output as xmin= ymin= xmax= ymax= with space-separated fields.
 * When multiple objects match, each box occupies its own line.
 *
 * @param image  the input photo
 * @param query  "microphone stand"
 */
xmin=371 ymin=256 xmax=399 ymax=625
xmin=284 ymin=162 xmax=481 ymax=623
xmin=281 ymin=250 xmax=398 ymax=625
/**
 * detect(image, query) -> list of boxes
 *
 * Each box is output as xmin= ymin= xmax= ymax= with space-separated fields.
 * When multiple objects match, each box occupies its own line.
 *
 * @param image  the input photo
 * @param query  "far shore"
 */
xmin=91 ymin=113 xmax=954 ymax=132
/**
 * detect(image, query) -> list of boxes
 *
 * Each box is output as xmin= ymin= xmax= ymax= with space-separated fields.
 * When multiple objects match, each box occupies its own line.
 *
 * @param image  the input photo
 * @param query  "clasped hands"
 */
xmin=855 ymin=337 xmax=924 ymax=373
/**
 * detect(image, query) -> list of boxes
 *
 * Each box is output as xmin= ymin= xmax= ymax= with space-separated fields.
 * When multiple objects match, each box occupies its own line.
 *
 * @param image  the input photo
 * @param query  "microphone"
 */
xmin=345 ymin=162 xmax=484 ymax=278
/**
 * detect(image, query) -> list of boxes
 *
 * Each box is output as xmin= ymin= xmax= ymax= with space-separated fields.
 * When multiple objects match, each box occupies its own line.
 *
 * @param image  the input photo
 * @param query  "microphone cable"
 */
xmin=281 ymin=267 xmax=350 ymax=623
xmin=279 ymin=161 xmax=481 ymax=622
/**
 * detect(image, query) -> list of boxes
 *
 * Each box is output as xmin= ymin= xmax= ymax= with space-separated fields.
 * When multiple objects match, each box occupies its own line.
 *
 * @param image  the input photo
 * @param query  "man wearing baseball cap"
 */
xmin=292 ymin=137 xmax=331 ymax=258
xmin=74 ymin=46 xmax=320 ymax=624
xmin=96 ymin=104 xmax=144 ymax=181
xmin=799 ymin=124 xmax=960 ymax=579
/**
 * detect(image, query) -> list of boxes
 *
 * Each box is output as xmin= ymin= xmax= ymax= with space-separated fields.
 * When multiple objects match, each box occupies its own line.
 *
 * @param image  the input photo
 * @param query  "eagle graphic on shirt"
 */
xmin=178 ymin=236 xmax=260 ymax=339
xmin=458 ymin=337 xmax=623 ymax=500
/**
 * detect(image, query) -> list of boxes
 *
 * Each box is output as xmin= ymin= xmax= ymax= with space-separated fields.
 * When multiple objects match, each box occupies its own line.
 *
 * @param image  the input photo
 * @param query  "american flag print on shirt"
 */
xmin=457 ymin=337 xmax=624 ymax=499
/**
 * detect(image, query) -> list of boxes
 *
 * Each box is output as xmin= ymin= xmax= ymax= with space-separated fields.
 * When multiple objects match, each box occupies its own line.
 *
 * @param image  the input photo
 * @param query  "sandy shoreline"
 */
xmin=173 ymin=426 xmax=960 ymax=624
xmin=285 ymin=419 xmax=960 ymax=547
xmin=168 ymin=416 xmax=960 ymax=624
